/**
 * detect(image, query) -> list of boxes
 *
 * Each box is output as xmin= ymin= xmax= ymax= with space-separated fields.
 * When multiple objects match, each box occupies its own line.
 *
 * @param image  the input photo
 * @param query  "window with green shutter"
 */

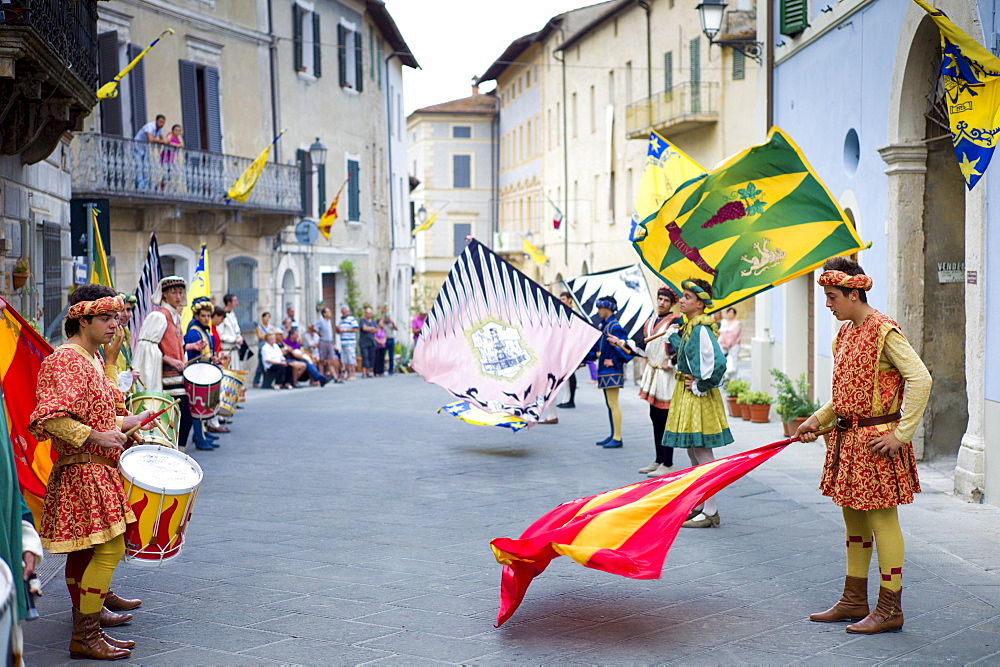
xmin=664 ymin=51 xmax=673 ymax=91
xmin=780 ymin=0 xmax=808 ymax=36
xmin=732 ymin=49 xmax=745 ymax=80
xmin=689 ymin=37 xmax=701 ymax=114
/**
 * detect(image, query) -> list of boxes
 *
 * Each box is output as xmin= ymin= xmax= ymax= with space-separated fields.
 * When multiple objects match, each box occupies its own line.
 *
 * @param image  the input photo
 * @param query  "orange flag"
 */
xmin=0 ymin=298 xmax=57 ymax=520
xmin=490 ymin=440 xmax=792 ymax=626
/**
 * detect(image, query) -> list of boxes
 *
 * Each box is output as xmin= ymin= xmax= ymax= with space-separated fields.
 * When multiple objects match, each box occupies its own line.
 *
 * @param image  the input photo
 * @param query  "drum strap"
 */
xmin=53 ymin=452 xmax=117 ymax=469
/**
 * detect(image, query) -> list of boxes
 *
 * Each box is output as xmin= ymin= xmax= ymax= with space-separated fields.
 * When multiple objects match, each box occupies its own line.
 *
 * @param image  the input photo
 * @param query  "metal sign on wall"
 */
xmin=937 ymin=262 xmax=964 ymax=284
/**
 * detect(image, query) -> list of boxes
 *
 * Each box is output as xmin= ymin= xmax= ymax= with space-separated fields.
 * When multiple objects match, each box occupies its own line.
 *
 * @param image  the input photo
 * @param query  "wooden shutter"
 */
xmin=354 ymin=31 xmax=363 ymax=92
xmin=664 ymin=51 xmax=673 ymax=91
xmin=179 ymin=60 xmax=202 ymax=150
xmin=780 ymin=0 xmax=808 ymax=36
xmin=337 ymin=24 xmax=347 ymax=87
xmin=42 ymin=222 xmax=63 ymax=328
xmin=204 ymin=66 xmax=222 ymax=153
xmin=98 ymin=31 xmax=123 ymax=136
xmin=347 ymin=158 xmax=360 ymax=220
xmin=312 ymin=12 xmax=322 ymax=78
xmin=296 ymin=149 xmax=311 ymax=216
xmin=732 ymin=49 xmax=746 ymax=80
xmin=128 ymin=43 xmax=148 ymax=135
xmin=689 ymin=37 xmax=701 ymax=114
xmin=317 ymin=163 xmax=326 ymax=215
xmin=293 ymin=4 xmax=304 ymax=72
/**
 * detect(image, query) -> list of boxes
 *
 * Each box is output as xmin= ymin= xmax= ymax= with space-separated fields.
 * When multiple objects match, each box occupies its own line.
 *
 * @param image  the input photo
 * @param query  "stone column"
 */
xmin=955 ymin=184 xmax=986 ymax=502
xmin=878 ymin=142 xmax=928 ymax=459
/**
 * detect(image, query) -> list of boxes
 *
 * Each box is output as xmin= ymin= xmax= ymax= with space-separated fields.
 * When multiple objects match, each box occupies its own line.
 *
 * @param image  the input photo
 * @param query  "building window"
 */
xmin=571 ymin=92 xmax=578 ymax=138
xmin=226 ymin=256 xmax=258 ymax=331
xmin=664 ymin=51 xmax=673 ymax=91
xmin=337 ymin=23 xmax=363 ymax=91
xmin=178 ymin=60 xmax=222 ymax=151
xmin=689 ymin=37 xmax=702 ymax=114
xmin=452 ymin=125 xmax=471 ymax=138
xmin=453 ymin=223 xmax=471 ymax=256
xmin=732 ymin=49 xmax=746 ymax=80
xmin=293 ymin=3 xmax=322 ymax=77
xmin=296 ymin=149 xmax=325 ymax=218
xmin=780 ymin=0 xmax=808 ymax=36
xmin=453 ymin=154 xmax=471 ymax=189
xmin=42 ymin=222 xmax=62 ymax=330
xmin=347 ymin=157 xmax=360 ymax=221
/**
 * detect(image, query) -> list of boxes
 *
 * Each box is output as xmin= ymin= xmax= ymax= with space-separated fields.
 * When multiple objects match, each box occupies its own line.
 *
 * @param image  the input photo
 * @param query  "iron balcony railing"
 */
xmin=0 ymin=0 xmax=98 ymax=89
xmin=625 ymin=81 xmax=720 ymax=139
xmin=70 ymin=133 xmax=302 ymax=213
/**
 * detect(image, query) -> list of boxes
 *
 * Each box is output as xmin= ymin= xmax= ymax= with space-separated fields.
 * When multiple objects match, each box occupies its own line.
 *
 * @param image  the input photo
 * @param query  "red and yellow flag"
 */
xmin=490 ymin=440 xmax=791 ymax=626
xmin=319 ymin=175 xmax=351 ymax=240
xmin=0 ymin=299 xmax=56 ymax=521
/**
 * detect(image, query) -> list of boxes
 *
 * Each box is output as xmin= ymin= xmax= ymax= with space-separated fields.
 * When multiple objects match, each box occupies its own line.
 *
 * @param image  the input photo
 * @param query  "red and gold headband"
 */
xmin=67 ymin=295 xmax=125 ymax=319
xmin=817 ymin=270 xmax=872 ymax=292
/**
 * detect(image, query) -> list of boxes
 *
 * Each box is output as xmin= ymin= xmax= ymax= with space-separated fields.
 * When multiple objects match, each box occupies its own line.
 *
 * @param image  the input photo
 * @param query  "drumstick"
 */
xmin=644 ymin=330 xmax=668 ymax=343
xmin=152 ymin=419 xmax=172 ymax=440
xmin=124 ymin=399 xmax=181 ymax=436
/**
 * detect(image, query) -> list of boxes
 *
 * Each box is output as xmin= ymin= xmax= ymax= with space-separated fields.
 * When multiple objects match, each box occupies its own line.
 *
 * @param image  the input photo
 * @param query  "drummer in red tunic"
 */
xmin=797 ymin=257 xmax=931 ymax=635
xmin=29 ymin=284 xmax=155 ymax=660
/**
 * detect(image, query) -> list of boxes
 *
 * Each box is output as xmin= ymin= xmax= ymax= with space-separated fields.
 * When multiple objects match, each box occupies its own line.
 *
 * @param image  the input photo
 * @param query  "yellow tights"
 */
xmin=842 ymin=507 xmax=904 ymax=591
xmin=603 ymin=388 xmax=622 ymax=440
xmin=65 ymin=534 xmax=125 ymax=613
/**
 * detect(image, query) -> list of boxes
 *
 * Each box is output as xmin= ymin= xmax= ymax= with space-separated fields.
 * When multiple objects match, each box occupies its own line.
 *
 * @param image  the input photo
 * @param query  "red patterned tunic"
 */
xmin=820 ymin=312 xmax=922 ymax=510
xmin=29 ymin=345 xmax=136 ymax=552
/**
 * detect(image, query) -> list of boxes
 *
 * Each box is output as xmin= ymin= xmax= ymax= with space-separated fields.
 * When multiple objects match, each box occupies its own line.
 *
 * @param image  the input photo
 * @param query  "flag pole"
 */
xmin=85 ymin=203 xmax=95 ymax=284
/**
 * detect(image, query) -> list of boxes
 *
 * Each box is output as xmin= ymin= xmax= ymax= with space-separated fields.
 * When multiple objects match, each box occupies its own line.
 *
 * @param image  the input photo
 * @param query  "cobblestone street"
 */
xmin=24 ymin=373 xmax=1000 ymax=664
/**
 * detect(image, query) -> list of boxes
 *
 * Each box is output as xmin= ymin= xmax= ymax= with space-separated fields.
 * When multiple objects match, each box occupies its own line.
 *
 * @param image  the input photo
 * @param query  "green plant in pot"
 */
xmin=736 ymin=390 xmax=753 ymax=420
xmin=771 ymin=369 xmax=822 ymax=435
xmin=742 ymin=390 xmax=773 ymax=423
xmin=12 ymin=257 xmax=30 ymax=289
xmin=726 ymin=379 xmax=749 ymax=418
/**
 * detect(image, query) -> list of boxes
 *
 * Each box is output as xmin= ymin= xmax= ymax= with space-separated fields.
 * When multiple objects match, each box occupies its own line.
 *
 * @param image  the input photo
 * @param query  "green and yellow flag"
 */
xmin=632 ymin=128 xmax=866 ymax=312
xmin=631 ymin=131 xmax=704 ymax=229
xmin=912 ymin=0 xmax=1000 ymax=189
xmin=89 ymin=207 xmax=114 ymax=288
xmin=226 ymin=130 xmax=286 ymax=203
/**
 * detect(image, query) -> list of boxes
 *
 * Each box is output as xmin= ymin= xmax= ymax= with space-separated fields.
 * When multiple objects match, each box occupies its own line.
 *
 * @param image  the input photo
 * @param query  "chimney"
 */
xmin=472 ymin=83 xmax=480 ymax=95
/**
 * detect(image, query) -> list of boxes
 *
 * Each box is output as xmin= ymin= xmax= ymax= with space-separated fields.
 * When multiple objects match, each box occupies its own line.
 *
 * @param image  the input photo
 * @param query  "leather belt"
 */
xmin=53 ymin=452 xmax=117 ymax=470
xmin=831 ymin=411 xmax=901 ymax=468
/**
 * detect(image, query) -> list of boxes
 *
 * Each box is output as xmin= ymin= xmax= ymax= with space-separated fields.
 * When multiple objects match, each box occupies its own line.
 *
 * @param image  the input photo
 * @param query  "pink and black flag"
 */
xmin=412 ymin=239 xmax=600 ymax=424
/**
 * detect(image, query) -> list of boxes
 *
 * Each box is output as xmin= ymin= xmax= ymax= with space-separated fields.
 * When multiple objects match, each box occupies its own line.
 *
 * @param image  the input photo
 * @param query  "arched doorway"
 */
xmin=281 ymin=268 xmax=299 ymax=325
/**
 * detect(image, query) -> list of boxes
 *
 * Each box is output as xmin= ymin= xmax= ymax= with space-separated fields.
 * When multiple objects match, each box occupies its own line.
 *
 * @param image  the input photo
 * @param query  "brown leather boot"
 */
xmin=99 ymin=606 xmax=133 ymax=627
xmin=69 ymin=608 xmax=130 ymax=660
xmin=101 ymin=630 xmax=136 ymax=649
xmin=809 ymin=576 xmax=869 ymax=622
xmin=846 ymin=587 xmax=903 ymax=634
xmin=104 ymin=591 xmax=142 ymax=611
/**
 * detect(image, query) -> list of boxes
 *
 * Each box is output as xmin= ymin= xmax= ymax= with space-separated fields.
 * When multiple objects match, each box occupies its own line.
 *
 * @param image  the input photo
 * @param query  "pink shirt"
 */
xmin=411 ymin=316 xmax=426 ymax=341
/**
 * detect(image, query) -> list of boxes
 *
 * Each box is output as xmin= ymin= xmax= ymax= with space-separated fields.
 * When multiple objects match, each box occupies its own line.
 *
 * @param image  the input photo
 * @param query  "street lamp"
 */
xmin=416 ymin=204 xmax=427 ymax=223
xmin=696 ymin=0 xmax=763 ymax=63
xmin=308 ymin=137 xmax=327 ymax=167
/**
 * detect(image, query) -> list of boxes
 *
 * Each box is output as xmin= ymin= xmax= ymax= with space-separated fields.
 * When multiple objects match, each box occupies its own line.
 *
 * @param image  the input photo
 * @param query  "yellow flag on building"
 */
xmin=97 ymin=29 xmax=174 ymax=100
xmin=522 ymin=238 xmax=548 ymax=265
xmin=912 ymin=0 xmax=1000 ymax=189
xmin=89 ymin=207 xmax=114 ymax=289
xmin=226 ymin=130 xmax=286 ymax=203
xmin=411 ymin=211 xmax=439 ymax=236
xmin=183 ymin=243 xmax=210 ymax=328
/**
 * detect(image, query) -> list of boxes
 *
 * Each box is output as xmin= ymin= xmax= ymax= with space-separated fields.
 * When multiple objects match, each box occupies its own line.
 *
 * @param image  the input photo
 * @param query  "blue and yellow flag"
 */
xmin=632 ymin=128 xmax=866 ymax=313
xmin=89 ymin=207 xmax=114 ymax=288
xmin=630 ymin=131 xmax=705 ymax=242
xmin=183 ymin=243 xmax=210 ymax=328
xmin=913 ymin=0 xmax=1000 ymax=189
xmin=439 ymin=401 xmax=528 ymax=432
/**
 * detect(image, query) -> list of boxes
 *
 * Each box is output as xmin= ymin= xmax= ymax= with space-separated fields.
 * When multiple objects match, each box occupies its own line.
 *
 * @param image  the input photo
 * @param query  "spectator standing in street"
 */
xmin=797 ymin=257 xmax=931 ymax=635
xmin=358 ymin=306 xmax=378 ymax=378
xmin=609 ymin=286 xmax=682 ymax=477
xmin=302 ymin=324 xmax=320 ymax=360
xmin=337 ymin=306 xmax=359 ymax=380
xmin=718 ymin=306 xmax=742 ymax=382
xmin=286 ymin=307 xmax=299 ymax=330
xmin=663 ymin=279 xmax=732 ymax=528
xmin=379 ymin=305 xmax=397 ymax=375
xmin=313 ymin=307 xmax=341 ymax=381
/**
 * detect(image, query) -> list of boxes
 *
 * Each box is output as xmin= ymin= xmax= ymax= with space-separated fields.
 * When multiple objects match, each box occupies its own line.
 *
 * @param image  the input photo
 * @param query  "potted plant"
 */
xmin=725 ymin=379 xmax=749 ymax=418
xmin=771 ymin=369 xmax=822 ymax=436
xmin=743 ymin=390 xmax=773 ymax=423
xmin=12 ymin=257 xmax=29 ymax=289
xmin=736 ymin=390 xmax=752 ymax=420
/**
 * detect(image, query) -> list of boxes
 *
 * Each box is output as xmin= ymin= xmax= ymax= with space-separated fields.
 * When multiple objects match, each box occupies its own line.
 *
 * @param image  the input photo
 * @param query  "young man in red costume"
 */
xmin=797 ymin=256 xmax=931 ymax=634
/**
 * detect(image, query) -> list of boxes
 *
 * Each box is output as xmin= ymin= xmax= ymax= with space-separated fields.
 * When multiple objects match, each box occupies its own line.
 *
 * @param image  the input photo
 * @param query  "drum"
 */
xmin=182 ymin=361 xmax=223 ymax=419
xmin=218 ymin=369 xmax=244 ymax=418
xmin=233 ymin=369 xmax=249 ymax=403
xmin=126 ymin=391 xmax=179 ymax=449
xmin=119 ymin=445 xmax=203 ymax=566
xmin=0 ymin=559 xmax=11 ymax=664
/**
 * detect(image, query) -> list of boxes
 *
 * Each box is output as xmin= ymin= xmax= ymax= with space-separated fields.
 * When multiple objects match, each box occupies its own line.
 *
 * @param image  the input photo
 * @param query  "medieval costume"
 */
xmin=585 ymin=296 xmax=632 ymax=448
xmin=29 ymin=293 xmax=136 ymax=659
xmin=807 ymin=268 xmax=931 ymax=634
xmin=184 ymin=301 xmax=221 ymax=450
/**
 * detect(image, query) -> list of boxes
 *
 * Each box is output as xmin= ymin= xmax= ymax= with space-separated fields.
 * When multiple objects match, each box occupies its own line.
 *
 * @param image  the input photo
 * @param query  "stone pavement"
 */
xmin=23 ymin=373 xmax=1000 ymax=665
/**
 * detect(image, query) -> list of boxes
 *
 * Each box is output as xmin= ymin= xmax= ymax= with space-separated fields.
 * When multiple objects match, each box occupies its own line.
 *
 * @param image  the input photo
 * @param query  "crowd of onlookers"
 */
xmin=253 ymin=305 xmax=423 ymax=389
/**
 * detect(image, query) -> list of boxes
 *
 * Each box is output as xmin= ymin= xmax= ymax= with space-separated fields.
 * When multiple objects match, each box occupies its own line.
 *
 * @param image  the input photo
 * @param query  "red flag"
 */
xmin=0 ymin=298 xmax=56 ymax=520
xmin=490 ymin=440 xmax=792 ymax=626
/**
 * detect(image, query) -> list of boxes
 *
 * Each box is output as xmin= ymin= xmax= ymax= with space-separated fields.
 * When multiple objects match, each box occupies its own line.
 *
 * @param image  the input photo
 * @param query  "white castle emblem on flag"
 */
xmin=472 ymin=321 xmax=531 ymax=378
